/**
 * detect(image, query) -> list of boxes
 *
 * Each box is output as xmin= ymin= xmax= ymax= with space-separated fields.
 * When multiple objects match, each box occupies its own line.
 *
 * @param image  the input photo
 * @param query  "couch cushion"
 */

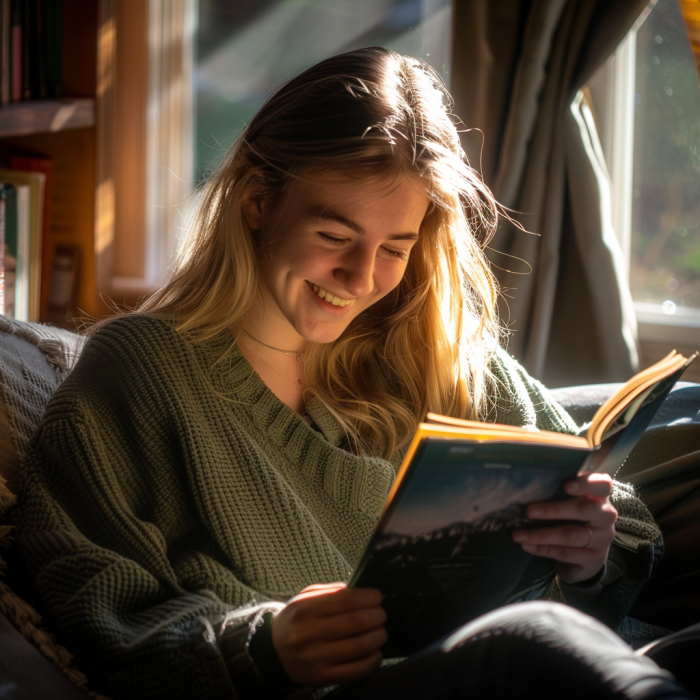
xmin=0 ymin=316 xmax=84 ymax=494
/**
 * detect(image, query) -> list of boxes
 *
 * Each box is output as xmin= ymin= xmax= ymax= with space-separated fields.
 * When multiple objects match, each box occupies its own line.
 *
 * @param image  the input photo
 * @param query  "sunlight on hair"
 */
xmin=136 ymin=47 xmax=508 ymax=459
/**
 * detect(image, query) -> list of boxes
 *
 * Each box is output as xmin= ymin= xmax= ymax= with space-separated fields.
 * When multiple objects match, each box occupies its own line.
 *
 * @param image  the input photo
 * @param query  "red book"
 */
xmin=10 ymin=156 xmax=54 ymax=322
xmin=11 ymin=0 xmax=21 ymax=102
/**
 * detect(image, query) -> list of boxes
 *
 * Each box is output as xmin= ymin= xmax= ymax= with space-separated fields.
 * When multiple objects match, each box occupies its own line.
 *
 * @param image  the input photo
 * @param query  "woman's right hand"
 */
xmin=271 ymin=582 xmax=387 ymax=686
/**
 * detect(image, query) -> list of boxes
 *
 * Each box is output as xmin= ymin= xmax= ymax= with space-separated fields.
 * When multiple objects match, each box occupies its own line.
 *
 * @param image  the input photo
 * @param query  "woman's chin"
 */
xmin=295 ymin=322 xmax=350 ymax=346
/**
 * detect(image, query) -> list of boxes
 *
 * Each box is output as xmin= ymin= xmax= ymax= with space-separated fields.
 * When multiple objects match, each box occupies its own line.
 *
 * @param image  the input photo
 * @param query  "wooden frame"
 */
xmin=94 ymin=0 xmax=196 ymax=309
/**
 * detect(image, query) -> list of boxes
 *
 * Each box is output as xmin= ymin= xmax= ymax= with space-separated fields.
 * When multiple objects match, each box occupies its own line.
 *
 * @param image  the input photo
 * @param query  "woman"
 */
xmin=16 ymin=48 xmax=694 ymax=699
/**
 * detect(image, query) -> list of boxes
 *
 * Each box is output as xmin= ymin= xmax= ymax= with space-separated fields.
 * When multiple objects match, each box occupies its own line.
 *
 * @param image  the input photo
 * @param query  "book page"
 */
xmin=587 ymin=351 xmax=690 ymax=447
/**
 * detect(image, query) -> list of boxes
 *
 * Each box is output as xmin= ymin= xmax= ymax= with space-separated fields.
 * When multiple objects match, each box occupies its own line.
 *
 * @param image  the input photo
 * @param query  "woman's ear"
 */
xmin=242 ymin=191 xmax=264 ymax=232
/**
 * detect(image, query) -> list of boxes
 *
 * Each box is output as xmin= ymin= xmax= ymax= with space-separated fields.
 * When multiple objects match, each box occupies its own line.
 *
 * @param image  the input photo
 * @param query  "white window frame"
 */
xmin=602 ymin=8 xmax=700 ymax=347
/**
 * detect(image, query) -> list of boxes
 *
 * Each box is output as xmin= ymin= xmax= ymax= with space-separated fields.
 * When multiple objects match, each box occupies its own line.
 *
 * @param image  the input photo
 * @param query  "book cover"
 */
xmin=350 ymin=351 xmax=696 ymax=657
xmin=0 ymin=169 xmax=45 ymax=322
xmin=10 ymin=156 xmax=53 ymax=321
xmin=0 ymin=183 xmax=17 ymax=317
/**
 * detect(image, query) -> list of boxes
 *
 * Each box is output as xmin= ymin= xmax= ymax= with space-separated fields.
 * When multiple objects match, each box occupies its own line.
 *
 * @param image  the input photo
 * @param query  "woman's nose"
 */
xmin=333 ymin=248 xmax=375 ymax=297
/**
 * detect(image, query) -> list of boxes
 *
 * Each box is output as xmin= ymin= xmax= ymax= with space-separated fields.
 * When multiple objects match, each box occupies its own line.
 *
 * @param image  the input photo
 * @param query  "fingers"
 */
xmin=525 ymin=495 xmax=618 ymax=525
xmin=307 ymin=625 xmax=388 ymax=667
xmin=510 ymin=473 xmax=618 ymax=584
xmin=281 ymin=599 xmax=387 ymax=644
xmin=513 ymin=523 xmax=594 ymax=550
xmin=564 ymin=473 xmax=613 ymax=500
xmin=271 ymin=586 xmax=387 ymax=686
xmin=289 ymin=585 xmax=383 ymax=616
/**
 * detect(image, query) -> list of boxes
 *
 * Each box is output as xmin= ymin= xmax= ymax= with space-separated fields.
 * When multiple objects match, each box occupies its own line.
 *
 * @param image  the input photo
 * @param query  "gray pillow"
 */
xmin=0 ymin=316 xmax=84 ymax=494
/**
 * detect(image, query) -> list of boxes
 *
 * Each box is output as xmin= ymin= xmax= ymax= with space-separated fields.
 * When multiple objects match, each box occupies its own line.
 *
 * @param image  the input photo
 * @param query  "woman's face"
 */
xmin=243 ymin=171 xmax=431 ymax=346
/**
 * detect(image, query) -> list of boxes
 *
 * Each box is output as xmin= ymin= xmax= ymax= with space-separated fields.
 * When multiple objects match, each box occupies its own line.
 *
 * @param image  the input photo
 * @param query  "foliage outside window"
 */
xmin=629 ymin=0 xmax=700 ymax=322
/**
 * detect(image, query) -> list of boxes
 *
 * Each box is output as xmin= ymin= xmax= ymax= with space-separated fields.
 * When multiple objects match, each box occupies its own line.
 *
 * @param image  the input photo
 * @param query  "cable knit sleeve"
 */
xmin=15 ymin=320 xmax=304 ymax=700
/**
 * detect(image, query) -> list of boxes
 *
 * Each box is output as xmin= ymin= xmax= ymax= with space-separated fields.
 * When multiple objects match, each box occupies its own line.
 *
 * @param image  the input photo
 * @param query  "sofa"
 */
xmin=0 ymin=315 xmax=698 ymax=699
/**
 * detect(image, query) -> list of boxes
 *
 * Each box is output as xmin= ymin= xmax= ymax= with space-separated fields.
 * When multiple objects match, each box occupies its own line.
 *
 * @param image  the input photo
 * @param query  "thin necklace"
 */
xmin=241 ymin=329 xmax=307 ymax=362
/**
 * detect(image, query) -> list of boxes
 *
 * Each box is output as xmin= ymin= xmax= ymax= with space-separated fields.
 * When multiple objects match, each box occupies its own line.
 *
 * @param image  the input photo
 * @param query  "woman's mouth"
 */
xmin=308 ymin=282 xmax=354 ymax=308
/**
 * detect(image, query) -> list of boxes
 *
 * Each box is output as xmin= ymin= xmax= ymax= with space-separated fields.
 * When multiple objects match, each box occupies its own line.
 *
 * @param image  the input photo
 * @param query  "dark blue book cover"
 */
xmin=350 ymin=352 xmax=696 ymax=657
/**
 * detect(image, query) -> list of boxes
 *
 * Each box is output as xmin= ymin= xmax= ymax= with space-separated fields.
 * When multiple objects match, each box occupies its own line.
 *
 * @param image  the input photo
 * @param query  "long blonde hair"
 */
xmin=138 ymin=47 xmax=502 ymax=459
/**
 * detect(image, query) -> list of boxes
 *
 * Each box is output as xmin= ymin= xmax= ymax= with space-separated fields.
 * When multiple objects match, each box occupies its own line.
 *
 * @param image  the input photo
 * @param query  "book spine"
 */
xmin=33 ymin=0 xmax=45 ymax=98
xmin=0 ymin=0 xmax=12 ymax=105
xmin=10 ymin=0 xmax=20 ymax=102
xmin=2 ymin=183 xmax=17 ymax=318
xmin=21 ymin=0 xmax=31 ymax=100
xmin=15 ymin=184 xmax=28 ymax=320
xmin=11 ymin=156 xmax=53 ymax=321
xmin=44 ymin=0 xmax=59 ymax=97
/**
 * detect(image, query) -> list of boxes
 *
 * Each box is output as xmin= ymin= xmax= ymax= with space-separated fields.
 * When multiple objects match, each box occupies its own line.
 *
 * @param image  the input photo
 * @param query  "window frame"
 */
xmin=597 ymin=4 xmax=700 ymax=347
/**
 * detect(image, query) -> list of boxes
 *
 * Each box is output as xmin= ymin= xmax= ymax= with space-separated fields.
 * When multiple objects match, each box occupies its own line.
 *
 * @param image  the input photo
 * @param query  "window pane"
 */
xmin=195 ymin=0 xmax=452 ymax=183
xmin=631 ymin=0 xmax=700 ymax=314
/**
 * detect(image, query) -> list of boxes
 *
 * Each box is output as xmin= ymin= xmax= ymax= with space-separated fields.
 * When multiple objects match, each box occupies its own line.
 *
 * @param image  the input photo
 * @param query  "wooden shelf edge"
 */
xmin=0 ymin=99 xmax=96 ymax=138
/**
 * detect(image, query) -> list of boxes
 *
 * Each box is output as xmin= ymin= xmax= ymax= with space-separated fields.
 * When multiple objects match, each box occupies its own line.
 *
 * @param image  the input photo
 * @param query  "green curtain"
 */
xmin=451 ymin=0 xmax=650 ymax=386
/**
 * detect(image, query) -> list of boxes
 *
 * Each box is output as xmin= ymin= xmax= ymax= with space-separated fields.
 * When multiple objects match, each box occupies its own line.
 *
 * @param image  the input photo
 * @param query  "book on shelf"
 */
xmin=10 ymin=0 xmax=21 ymax=103
xmin=11 ymin=155 xmax=53 ymax=320
xmin=0 ymin=0 xmax=62 ymax=105
xmin=1 ymin=0 xmax=10 ymax=106
xmin=0 ymin=168 xmax=44 ymax=321
xmin=349 ymin=350 xmax=697 ymax=657
xmin=0 ymin=181 xmax=15 ymax=316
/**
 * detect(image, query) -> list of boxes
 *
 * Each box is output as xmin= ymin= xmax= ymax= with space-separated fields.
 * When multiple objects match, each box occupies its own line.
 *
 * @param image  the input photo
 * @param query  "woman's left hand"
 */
xmin=511 ymin=473 xmax=618 ymax=584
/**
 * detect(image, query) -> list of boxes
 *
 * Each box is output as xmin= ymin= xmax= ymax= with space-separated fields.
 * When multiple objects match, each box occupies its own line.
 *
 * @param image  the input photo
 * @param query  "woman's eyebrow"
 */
xmin=307 ymin=206 xmax=419 ymax=240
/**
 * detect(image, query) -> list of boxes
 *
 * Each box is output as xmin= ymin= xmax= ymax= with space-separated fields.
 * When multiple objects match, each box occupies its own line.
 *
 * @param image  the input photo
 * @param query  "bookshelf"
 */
xmin=0 ymin=98 xmax=94 ymax=138
xmin=0 ymin=0 xmax=106 ymax=324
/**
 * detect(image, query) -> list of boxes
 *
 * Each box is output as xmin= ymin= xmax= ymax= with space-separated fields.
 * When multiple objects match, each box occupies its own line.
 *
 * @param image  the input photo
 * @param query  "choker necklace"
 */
xmin=241 ymin=329 xmax=306 ymax=362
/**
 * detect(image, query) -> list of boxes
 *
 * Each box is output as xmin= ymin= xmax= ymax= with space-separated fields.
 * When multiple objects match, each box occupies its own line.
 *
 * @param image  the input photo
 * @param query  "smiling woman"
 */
xmin=14 ymin=47 xmax=696 ymax=700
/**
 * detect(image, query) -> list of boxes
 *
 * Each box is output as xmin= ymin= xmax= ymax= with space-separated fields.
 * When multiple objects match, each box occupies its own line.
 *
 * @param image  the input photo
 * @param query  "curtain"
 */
xmin=451 ymin=0 xmax=651 ymax=387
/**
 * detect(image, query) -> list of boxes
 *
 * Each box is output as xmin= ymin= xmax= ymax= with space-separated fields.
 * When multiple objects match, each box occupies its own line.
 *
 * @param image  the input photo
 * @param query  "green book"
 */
xmin=0 ymin=183 xmax=17 ymax=260
xmin=44 ymin=0 xmax=61 ymax=98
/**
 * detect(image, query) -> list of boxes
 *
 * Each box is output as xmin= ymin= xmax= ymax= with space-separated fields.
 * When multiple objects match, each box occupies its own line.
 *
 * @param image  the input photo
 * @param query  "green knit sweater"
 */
xmin=16 ymin=315 xmax=661 ymax=700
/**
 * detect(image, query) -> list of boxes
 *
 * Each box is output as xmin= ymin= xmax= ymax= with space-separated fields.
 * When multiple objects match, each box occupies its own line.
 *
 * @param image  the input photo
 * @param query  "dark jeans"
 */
xmin=329 ymin=601 xmax=698 ymax=700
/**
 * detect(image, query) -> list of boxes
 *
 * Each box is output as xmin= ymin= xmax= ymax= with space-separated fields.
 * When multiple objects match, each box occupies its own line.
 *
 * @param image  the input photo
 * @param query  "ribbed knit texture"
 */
xmin=15 ymin=315 xmax=662 ymax=700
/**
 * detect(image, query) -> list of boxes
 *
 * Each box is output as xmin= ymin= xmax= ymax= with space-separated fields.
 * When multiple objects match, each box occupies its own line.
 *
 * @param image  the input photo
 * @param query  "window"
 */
xmin=590 ymin=0 xmax=700 ymax=346
xmin=194 ymin=0 xmax=453 ymax=183
xmin=108 ymin=0 xmax=452 ymax=298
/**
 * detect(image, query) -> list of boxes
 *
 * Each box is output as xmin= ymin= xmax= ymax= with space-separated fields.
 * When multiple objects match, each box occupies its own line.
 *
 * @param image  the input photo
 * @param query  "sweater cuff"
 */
xmin=218 ymin=602 xmax=294 ymax=699
xmin=248 ymin=612 xmax=300 ymax=689
xmin=558 ymin=554 xmax=625 ymax=606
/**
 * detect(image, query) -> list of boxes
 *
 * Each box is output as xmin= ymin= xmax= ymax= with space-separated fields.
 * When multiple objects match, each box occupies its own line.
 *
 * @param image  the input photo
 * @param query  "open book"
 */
xmin=349 ymin=350 xmax=696 ymax=657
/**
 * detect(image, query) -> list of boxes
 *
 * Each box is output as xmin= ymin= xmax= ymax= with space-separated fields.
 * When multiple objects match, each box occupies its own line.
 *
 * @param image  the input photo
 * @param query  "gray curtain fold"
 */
xmin=451 ymin=0 xmax=650 ymax=386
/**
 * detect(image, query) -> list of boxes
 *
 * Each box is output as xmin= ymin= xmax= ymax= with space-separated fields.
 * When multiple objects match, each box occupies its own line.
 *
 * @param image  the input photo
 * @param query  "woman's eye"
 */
xmin=318 ymin=232 xmax=346 ymax=245
xmin=382 ymin=247 xmax=409 ymax=260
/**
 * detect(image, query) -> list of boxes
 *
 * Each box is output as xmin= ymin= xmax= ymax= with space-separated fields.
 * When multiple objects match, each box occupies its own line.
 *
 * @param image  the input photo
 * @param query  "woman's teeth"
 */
xmin=310 ymin=284 xmax=353 ymax=307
